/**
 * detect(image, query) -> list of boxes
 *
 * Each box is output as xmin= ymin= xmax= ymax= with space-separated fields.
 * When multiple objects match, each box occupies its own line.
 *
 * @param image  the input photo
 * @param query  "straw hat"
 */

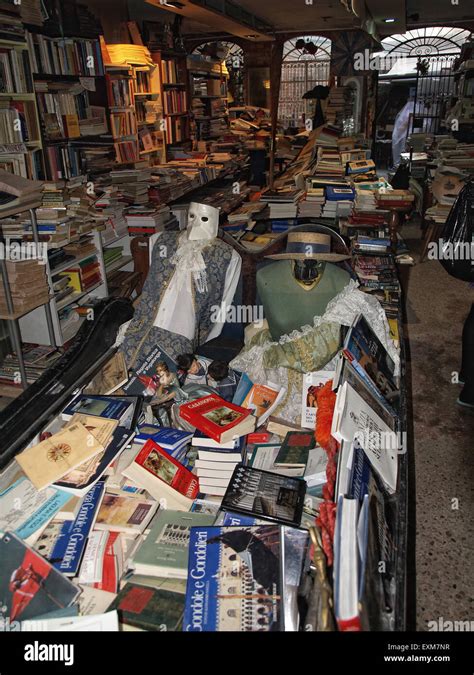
xmin=266 ymin=231 xmax=350 ymax=262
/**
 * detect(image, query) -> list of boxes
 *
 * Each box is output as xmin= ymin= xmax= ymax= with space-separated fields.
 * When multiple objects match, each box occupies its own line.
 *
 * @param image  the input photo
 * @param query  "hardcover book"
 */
xmin=274 ymin=431 xmax=316 ymax=470
xmin=0 ymin=532 xmax=80 ymax=623
xmin=122 ymin=440 xmax=199 ymax=510
xmin=183 ymin=525 xmax=284 ymax=631
xmin=179 ymin=394 xmax=255 ymax=444
xmin=108 ymin=582 xmax=184 ymax=631
xmin=132 ymin=510 xmax=216 ymax=579
xmin=221 ymin=465 xmax=306 ymax=527
xmin=61 ymin=395 xmax=136 ymax=426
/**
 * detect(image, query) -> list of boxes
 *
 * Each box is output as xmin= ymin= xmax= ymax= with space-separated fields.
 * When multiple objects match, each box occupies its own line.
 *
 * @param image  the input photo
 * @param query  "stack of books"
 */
xmin=126 ymin=205 xmax=173 ymax=235
xmin=0 ymin=259 xmax=50 ymax=316
xmin=0 ymin=344 xmax=61 ymax=388
xmin=261 ymin=188 xmax=303 ymax=220
xmin=324 ymin=87 xmax=347 ymax=126
xmin=110 ymin=167 xmax=152 ymax=206
xmin=191 ymin=432 xmax=245 ymax=497
xmin=0 ymin=170 xmax=43 ymax=215
xmin=298 ymin=182 xmax=325 ymax=217
xmin=353 ymin=254 xmax=400 ymax=292
xmin=316 ymin=147 xmax=345 ymax=178
xmin=375 ymin=189 xmax=415 ymax=210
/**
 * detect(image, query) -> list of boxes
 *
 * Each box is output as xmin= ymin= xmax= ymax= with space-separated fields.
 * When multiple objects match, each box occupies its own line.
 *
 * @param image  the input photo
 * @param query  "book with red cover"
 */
xmin=179 ymin=394 xmax=255 ymax=444
xmin=122 ymin=440 xmax=199 ymax=509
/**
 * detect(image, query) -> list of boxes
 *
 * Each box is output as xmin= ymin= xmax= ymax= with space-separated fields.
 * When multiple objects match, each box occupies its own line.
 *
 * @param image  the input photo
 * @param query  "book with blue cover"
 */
xmin=61 ymin=395 xmax=137 ymax=426
xmin=41 ymin=480 xmax=105 ymax=576
xmin=183 ymin=525 xmax=284 ymax=631
xmin=0 ymin=478 xmax=72 ymax=544
xmin=326 ymin=186 xmax=355 ymax=201
xmin=135 ymin=425 xmax=193 ymax=450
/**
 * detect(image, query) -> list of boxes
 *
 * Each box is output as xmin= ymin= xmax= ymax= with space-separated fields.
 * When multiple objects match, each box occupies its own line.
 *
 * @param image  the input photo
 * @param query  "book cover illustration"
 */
xmin=301 ymin=371 xmax=335 ymax=429
xmin=135 ymin=441 xmax=199 ymax=501
xmin=183 ymin=525 xmax=283 ymax=631
xmin=64 ymin=395 xmax=132 ymax=421
xmin=95 ymin=493 xmax=158 ymax=533
xmin=0 ymin=478 xmax=71 ymax=542
xmin=0 ymin=532 xmax=80 ymax=623
xmin=122 ymin=344 xmax=177 ymax=398
xmin=132 ymin=510 xmax=216 ymax=577
xmin=221 ymin=465 xmax=306 ymax=527
xmin=344 ymin=314 xmax=398 ymax=401
xmin=179 ymin=394 xmax=253 ymax=443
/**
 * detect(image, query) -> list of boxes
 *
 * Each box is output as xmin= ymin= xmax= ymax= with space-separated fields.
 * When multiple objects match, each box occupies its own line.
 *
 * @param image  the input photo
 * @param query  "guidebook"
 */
xmin=0 ymin=532 xmax=80 ymax=623
xmin=183 ymin=525 xmax=285 ymax=631
xmin=122 ymin=440 xmax=199 ymax=510
xmin=179 ymin=394 xmax=256 ymax=444
xmin=131 ymin=510 xmax=216 ymax=579
xmin=122 ymin=343 xmax=177 ymax=397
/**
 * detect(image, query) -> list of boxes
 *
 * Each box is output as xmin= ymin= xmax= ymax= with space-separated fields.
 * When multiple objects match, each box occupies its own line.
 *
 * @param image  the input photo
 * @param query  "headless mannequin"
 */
xmin=257 ymin=259 xmax=350 ymax=341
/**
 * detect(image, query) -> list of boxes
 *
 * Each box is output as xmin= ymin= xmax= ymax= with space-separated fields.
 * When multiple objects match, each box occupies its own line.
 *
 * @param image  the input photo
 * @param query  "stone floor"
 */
xmin=402 ymin=224 xmax=474 ymax=630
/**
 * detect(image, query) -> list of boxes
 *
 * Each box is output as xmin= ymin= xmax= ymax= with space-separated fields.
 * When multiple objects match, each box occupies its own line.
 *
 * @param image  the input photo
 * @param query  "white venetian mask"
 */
xmin=187 ymin=202 xmax=220 ymax=241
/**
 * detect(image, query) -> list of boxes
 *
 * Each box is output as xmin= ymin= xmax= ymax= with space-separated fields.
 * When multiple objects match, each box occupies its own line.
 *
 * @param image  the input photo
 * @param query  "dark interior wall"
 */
xmin=83 ymin=0 xmax=170 ymax=43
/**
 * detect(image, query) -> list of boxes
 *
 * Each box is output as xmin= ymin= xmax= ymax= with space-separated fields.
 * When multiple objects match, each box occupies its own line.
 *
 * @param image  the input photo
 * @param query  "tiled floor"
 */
xmin=403 ymin=225 xmax=474 ymax=630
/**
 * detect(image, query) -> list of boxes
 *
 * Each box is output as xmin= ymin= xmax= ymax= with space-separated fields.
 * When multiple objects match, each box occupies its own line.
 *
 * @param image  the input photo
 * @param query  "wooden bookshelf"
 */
xmin=0 ymin=37 xmax=44 ymax=180
xmin=102 ymin=44 xmax=166 ymax=166
xmin=151 ymin=50 xmax=190 ymax=155
xmin=29 ymin=32 xmax=110 ymax=181
xmin=187 ymin=55 xmax=230 ymax=145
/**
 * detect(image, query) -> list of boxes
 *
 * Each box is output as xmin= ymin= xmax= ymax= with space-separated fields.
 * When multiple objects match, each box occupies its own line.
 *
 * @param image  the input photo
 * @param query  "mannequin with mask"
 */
xmin=121 ymin=202 xmax=241 ymax=369
xmin=256 ymin=231 xmax=351 ymax=341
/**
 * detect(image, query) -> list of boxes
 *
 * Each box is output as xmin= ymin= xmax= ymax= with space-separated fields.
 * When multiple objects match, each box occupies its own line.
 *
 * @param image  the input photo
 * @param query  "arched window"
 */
xmin=376 ymin=27 xmax=472 ymax=134
xmin=279 ymin=36 xmax=332 ymax=129
xmin=192 ymin=41 xmax=244 ymax=106
xmin=382 ymin=27 xmax=471 ymax=57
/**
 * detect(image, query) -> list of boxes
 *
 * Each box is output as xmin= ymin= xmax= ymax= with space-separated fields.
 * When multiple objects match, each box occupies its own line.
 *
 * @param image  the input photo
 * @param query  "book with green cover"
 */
xmin=108 ymin=582 xmax=184 ymax=631
xmin=131 ymin=510 xmax=216 ymax=579
xmin=274 ymin=431 xmax=315 ymax=470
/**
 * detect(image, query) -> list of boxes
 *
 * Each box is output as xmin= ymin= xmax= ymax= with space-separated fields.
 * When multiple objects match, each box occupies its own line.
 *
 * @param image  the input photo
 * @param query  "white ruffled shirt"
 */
xmin=150 ymin=231 xmax=241 ymax=342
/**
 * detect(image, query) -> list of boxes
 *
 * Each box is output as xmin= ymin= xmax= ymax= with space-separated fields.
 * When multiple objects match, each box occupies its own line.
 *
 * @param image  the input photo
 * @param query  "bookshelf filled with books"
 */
xmin=0 ymin=37 xmax=44 ymax=180
xmin=188 ymin=54 xmax=230 ymax=145
xmin=26 ymin=29 xmax=111 ymax=181
xmin=102 ymin=44 xmax=165 ymax=166
xmin=151 ymin=50 xmax=190 ymax=154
